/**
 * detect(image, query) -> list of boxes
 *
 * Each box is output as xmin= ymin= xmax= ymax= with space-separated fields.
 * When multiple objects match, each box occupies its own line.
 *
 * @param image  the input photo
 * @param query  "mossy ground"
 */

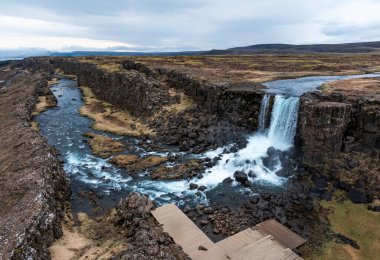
xmin=314 ymin=199 xmax=380 ymax=260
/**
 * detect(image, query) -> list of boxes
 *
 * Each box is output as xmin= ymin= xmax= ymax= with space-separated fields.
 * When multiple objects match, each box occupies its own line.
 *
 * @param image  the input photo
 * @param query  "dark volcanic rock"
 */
xmin=189 ymin=183 xmax=199 ymax=190
xmin=112 ymin=193 xmax=189 ymax=260
xmin=296 ymin=95 xmax=352 ymax=163
xmin=223 ymin=177 xmax=233 ymax=183
xmin=347 ymin=188 xmax=368 ymax=203
xmin=296 ymin=92 xmax=380 ymax=163
xmin=368 ymin=205 xmax=380 ymax=212
xmin=334 ymin=233 xmax=360 ymax=249
xmin=233 ymin=171 xmax=251 ymax=187
xmin=0 ymin=72 xmax=69 ymax=259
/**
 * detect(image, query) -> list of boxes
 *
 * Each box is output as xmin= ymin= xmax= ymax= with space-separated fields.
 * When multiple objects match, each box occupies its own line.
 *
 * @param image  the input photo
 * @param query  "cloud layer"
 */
xmin=1 ymin=0 xmax=380 ymax=51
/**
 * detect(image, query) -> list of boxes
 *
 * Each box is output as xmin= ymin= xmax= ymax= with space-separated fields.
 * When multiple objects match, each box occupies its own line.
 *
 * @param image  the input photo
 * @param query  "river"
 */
xmin=35 ymin=73 xmax=380 ymax=216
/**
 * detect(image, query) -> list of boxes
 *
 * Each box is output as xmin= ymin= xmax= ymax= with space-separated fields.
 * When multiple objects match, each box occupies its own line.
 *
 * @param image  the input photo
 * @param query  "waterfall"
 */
xmin=267 ymin=95 xmax=300 ymax=145
xmin=197 ymin=93 xmax=300 ymax=188
xmin=258 ymin=94 xmax=270 ymax=130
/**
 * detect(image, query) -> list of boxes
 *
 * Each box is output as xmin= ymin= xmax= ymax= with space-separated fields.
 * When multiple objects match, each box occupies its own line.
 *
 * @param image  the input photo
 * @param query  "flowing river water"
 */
xmin=35 ymin=73 xmax=380 ymax=215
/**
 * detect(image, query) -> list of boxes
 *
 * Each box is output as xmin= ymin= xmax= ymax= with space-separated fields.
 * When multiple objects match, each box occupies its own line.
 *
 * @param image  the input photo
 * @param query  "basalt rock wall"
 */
xmin=23 ymin=58 xmax=171 ymax=117
xmin=23 ymin=58 xmax=264 ymax=130
xmin=155 ymin=68 xmax=264 ymax=129
xmin=296 ymin=92 xmax=380 ymax=163
xmin=0 ymin=72 xmax=69 ymax=259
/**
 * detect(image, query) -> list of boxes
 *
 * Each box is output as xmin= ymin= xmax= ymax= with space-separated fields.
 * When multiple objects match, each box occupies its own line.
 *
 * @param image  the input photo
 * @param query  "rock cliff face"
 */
xmin=158 ymin=69 xmax=263 ymax=129
xmin=22 ymin=58 xmax=264 ymax=130
xmin=0 ymin=71 xmax=69 ymax=259
xmin=56 ymin=59 xmax=173 ymax=118
xmin=344 ymin=101 xmax=380 ymax=154
xmin=296 ymin=92 xmax=379 ymax=163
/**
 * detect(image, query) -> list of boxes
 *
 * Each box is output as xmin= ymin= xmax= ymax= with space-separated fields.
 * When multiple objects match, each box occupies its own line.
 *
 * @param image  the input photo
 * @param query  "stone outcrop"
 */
xmin=296 ymin=92 xmax=379 ymax=163
xmin=0 ymin=71 xmax=69 ymax=259
xmin=111 ymin=193 xmax=190 ymax=259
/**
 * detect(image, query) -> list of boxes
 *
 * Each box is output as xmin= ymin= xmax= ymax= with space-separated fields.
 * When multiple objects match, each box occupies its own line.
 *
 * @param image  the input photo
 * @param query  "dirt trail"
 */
xmin=50 ymin=213 xmax=124 ymax=260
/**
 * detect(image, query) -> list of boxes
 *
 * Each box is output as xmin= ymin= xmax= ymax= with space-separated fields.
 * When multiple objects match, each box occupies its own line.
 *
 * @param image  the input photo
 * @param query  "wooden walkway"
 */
xmin=151 ymin=204 xmax=305 ymax=260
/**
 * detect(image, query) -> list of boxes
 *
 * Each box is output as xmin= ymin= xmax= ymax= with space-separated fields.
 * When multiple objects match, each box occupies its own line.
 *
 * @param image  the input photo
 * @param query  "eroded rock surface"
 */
xmin=0 ymin=70 xmax=69 ymax=259
xmin=297 ymin=92 xmax=379 ymax=162
xmin=111 ymin=193 xmax=190 ymax=260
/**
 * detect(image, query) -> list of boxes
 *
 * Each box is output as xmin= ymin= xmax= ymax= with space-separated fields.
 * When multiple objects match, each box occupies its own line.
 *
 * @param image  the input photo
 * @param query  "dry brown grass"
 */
xmin=32 ymin=95 xmax=56 ymax=116
xmin=110 ymin=155 xmax=168 ymax=172
xmin=133 ymin=54 xmax=380 ymax=83
xmin=322 ymin=77 xmax=380 ymax=101
xmin=79 ymin=86 xmax=154 ymax=137
xmin=74 ymin=54 xmax=380 ymax=83
xmin=48 ymin=77 xmax=60 ymax=86
xmin=109 ymin=154 xmax=140 ymax=167
xmin=83 ymin=132 xmax=125 ymax=159
xmin=30 ymin=121 xmax=39 ymax=132
xmin=157 ymin=88 xmax=194 ymax=114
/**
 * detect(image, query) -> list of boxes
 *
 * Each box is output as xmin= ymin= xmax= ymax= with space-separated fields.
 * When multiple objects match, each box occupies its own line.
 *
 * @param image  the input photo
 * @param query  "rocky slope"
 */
xmin=0 ymin=70 xmax=69 ymax=259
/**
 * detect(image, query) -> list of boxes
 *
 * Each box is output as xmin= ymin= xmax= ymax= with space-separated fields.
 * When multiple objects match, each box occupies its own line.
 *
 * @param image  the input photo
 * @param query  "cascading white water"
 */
xmin=196 ymin=94 xmax=300 ymax=188
xmin=267 ymin=95 xmax=300 ymax=146
xmin=258 ymin=94 xmax=270 ymax=130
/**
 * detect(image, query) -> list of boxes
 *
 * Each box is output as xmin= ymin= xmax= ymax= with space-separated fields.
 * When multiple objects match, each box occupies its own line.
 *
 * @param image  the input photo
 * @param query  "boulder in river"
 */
xmin=233 ymin=171 xmax=251 ymax=187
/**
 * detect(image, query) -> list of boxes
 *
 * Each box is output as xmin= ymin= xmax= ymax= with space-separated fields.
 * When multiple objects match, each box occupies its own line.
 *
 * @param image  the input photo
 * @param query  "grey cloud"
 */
xmin=0 ymin=0 xmax=379 ymax=51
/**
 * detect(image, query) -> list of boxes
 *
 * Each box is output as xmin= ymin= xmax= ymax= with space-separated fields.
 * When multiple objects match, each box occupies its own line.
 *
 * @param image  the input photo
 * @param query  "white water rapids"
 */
xmin=196 ymin=94 xmax=300 ymax=188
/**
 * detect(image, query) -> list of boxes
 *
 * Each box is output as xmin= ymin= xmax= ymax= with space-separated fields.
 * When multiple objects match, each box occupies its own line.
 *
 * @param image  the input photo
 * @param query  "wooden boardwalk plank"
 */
xmin=215 ymin=228 xmax=265 ymax=254
xmin=256 ymin=219 xmax=306 ymax=249
xmin=151 ymin=204 xmax=214 ymax=259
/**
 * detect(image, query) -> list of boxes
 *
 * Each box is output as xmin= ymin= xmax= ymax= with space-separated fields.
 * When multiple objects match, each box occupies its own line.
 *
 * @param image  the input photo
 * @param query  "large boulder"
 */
xmin=233 ymin=171 xmax=251 ymax=187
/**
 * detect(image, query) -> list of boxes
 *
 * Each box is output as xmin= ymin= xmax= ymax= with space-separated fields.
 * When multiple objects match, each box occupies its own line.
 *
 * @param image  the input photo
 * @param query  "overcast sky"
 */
xmin=1 ymin=0 xmax=380 ymax=52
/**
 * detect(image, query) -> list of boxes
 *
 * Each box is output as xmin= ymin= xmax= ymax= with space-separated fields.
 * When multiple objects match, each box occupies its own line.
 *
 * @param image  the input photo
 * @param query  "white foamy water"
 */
xmin=196 ymin=94 xmax=300 ymax=188
xmin=258 ymin=94 xmax=270 ymax=130
xmin=268 ymin=95 xmax=300 ymax=146
xmin=65 ymin=151 xmax=201 ymax=203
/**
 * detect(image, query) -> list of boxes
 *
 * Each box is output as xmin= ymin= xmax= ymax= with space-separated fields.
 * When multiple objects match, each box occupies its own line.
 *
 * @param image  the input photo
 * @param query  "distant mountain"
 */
xmin=0 ymin=49 xmax=50 ymax=60
xmin=2 ymin=41 xmax=380 ymax=60
xmin=51 ymin=42 xmax=380 ymax=57
xmin=204 ymin=42 xmax=380 ymax=55
xmin=50 ymin=50 xmax=200 ymax=57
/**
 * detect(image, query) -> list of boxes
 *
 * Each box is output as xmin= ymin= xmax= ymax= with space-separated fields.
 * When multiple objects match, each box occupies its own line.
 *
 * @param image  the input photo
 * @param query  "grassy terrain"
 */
xmin=322 ymin=77 xmax=380 ymax=101
xmin=76 ymin=54 xmax=380 ymax=83
xmin=316 ymin=199 xmax=380 ymax=260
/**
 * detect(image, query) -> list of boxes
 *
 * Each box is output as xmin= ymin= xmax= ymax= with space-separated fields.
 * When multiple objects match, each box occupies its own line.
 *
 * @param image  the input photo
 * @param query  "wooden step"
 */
xmin=151 ymin=204 xmax=214 ymax=259
xmin=279 ymin=248 xmax=303 ymax=260
xmin=256 ymin=219 xmax=306 ymax=249
xmin=215 ymin=228 xmax=265 ymax=254
xmin=230 ymin=235 xmax=286 ymax=259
